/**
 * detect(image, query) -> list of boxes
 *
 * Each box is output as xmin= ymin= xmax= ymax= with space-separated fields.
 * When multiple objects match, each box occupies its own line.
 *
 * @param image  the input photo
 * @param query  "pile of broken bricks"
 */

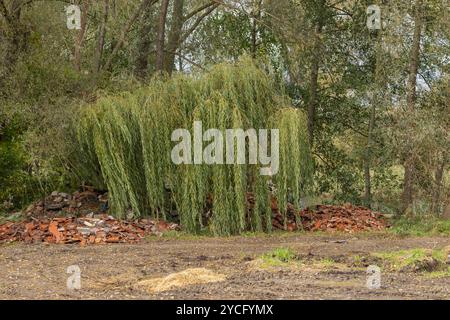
xmin=0 ymin=214 xmax=179 ymax=245
xmin=0 ymin=189 xmax=179 ymax=245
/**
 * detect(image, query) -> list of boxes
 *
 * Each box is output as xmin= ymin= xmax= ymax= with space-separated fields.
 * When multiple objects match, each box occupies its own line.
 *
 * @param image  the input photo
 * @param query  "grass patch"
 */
xmin=260 ymin=247 xmax=299 ymax=267
xmin=146 ymin=229 xmax=214 ymax=240
xmin=241 ymin=230 xmax=310 ymax=238
xmin=351 ymin=255 xmax=364 ymax=267
xmin=424 ymin=267 xmax=450 ymax=279
xmin=374 ymin=248 xmax=448 ymax=273
xmin=318 ymin=257 xmax=337 ymax=268
xmin=390 ymin=216 xmax=450 ymax=236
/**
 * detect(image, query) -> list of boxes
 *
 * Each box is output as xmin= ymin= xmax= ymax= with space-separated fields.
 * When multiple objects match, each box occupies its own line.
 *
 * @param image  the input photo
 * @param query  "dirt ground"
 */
xmin=0 ymin=233 xmax=449 ymax=300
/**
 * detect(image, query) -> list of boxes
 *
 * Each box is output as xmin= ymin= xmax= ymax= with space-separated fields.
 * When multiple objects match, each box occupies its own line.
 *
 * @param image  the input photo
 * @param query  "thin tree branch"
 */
xmin=418 ymin=71 xmax=432 ymax=90
xmin=149 ymin=48 xmax=208 ymax=71
xmin=211 ymin=0 xmax=280 ymax=35
xmin=170 ymin=51 xmax=206 ymax=71
xmin=179 ymin=3 xmax=219 ymax=45
xmin=328 ymin=5 xmax=352 ymax=17
xmin=103 ymin=0 xmax=158 ymax=72
xmin=183 ymin=1 xmax=216 ymax=21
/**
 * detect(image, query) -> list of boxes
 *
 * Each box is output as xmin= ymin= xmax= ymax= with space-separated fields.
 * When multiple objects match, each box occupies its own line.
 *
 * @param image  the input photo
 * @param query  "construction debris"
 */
xmin=0 ymin=188 xmax=179 ymax=245
xmin=0 ymin=189 xmax=388 ymax=245
xmin=22 ymin=189 xmax=109 ymax=219
xmin=272 ymin=203 xmax=387 ymax=233
xmin=0 ymin=215 xmax=179 ymax=245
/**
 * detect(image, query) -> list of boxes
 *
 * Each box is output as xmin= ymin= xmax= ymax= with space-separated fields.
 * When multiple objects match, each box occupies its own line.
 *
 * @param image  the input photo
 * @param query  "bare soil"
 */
xmin=0 ymin=233 xmax=449 ymax=300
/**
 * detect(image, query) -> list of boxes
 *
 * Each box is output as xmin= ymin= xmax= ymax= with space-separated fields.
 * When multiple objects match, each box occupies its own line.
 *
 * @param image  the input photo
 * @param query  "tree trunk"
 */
xmin=0 ymin=0 xmax=23 ymax=86
xmin=94 ymin=0 xmax=109 ymax=73
xmin=307 ymin=22 xmax=322 ymax=147
xmin=364 ymin=29 xmax=385 ymax=208
xmin=155 ymin=0 xmax=170 ymax=73
xmin=103 ymin=0 xmax=157 ymax=72
xmin=401 ymin=0 xmax=423 ymax=214
xmin=431 ymin=156 xmax=445 ymax=215
xmin=164 ymin=0 xmax=184 ymax=74
xmin=134 ymin=0 xmax=156 ymax=79
xmin=250 ymin=1 xmax=262 ymax=59
xmin=364 ymin=96 xmax=376 ymax=208
xmin=74 ymin=0 xmax=89 ymax=72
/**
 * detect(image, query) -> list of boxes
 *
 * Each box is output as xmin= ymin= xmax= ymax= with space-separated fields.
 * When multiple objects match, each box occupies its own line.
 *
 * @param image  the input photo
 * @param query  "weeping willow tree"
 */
xmin=75 ymin=58 xmax=313 ymax=235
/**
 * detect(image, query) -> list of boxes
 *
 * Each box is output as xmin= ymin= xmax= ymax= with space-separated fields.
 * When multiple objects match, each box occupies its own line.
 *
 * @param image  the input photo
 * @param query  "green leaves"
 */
xmin=76 ymin=58 xmax=313 ymax=235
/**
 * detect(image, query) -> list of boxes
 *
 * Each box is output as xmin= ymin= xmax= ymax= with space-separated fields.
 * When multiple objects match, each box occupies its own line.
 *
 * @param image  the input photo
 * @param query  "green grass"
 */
xmin=351 ymin=255 xmax=364 ymax=267
xmin=318 ymin=257 xmax=337 ymax=268
xmin=260 ymin=247 xmax=299 ymax=266
xmin=147 ymin=229 xmax=214 ymax=240
xmin=374 ymin=248 xmax=448 ymax=272
xmin=425 ymin=267 xmax=450 ymax=279
xmin=390 ymin=216 xmax=450 ymax=236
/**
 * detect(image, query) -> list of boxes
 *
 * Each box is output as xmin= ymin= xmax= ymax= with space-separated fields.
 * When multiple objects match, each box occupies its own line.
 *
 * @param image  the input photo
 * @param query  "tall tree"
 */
xmin=155 ymin=0 xmax=170 ymax=73
xmin=94 ymin=0 xmax=110 ymax=73
xmin=401 ymin=0 xmax=424 ymax=214
xmin=364 ymin=1 xmax=389 ymax=208
xmin=0 ymin=0 xmax=26 ymax=85
xmin=250 ymin=0 xmax=263 ymax=59
xmin=164 ymin=0 xmax=184 ymax=74
xmin=163 ymin=1 xmax=219 ymax=74
xmin=103 ymin=0 xmax=158 ymax=72
xmin=74 ymin=0 xmax=90 ymax=71
xmin=306 ymin=20 xmax=323 ymax=146
xmin=135 ymin=0 xmax=157 ymax=78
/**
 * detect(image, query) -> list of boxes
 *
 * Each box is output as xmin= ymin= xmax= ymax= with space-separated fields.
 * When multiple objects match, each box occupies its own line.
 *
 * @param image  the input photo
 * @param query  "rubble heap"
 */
xmin=0 ymin=189 xmax=179 ymax=245
xmin=272 ymin=203 xmax=387 ymax=232
xmin=22 ymin=190 xmax=109 ymax=218
xmin=0 ymin=215 xmax=179 ymax=245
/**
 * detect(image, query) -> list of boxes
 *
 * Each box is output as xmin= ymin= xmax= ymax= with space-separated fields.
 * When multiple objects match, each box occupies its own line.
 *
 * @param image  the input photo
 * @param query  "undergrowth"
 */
xmin=390 ymin=216 xmax=450 ymax=236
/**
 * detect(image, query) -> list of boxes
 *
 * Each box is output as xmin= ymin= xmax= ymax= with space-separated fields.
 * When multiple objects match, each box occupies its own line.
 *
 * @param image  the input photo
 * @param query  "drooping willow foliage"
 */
xmin=75 ymin=58 xmax=313 ymax=235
